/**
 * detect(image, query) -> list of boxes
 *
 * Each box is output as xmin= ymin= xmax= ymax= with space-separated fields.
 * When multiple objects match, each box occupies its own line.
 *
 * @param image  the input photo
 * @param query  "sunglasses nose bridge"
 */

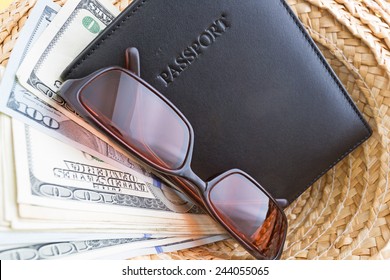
xmin=178 ymin=167 xmax=207 ymax=195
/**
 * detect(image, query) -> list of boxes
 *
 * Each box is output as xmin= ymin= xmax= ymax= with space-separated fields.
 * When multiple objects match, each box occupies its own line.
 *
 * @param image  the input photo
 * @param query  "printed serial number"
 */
xmin=215 ymin=266 xmax=269 ymax=276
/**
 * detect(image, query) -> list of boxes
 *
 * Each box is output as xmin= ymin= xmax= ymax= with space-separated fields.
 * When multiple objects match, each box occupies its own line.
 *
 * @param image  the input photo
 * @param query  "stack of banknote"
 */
xmin=0 ymin=0 xmax=227 ymax=260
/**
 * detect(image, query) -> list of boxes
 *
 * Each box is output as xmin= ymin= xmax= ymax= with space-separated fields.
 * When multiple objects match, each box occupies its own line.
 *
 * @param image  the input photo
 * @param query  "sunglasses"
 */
xmin=59 ymin=48 xmax=288 ymax=259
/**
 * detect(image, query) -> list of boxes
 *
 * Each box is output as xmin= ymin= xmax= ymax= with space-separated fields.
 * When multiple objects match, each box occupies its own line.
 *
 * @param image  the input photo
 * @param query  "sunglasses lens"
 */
xmin=80 ymin=69 xmax=190 ymax=170
xmin=208 ymin=173 xmax=286 ymax=259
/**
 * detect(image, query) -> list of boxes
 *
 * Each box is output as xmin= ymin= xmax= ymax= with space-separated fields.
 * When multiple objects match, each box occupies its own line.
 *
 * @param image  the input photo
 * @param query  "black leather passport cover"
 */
xmin=62 ymin=0 xmax=372 ymax=204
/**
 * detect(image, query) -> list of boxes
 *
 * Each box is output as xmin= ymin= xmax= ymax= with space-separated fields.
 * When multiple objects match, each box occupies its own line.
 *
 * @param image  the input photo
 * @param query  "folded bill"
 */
xmin=16 ymin=0 xmax=119 ymax=126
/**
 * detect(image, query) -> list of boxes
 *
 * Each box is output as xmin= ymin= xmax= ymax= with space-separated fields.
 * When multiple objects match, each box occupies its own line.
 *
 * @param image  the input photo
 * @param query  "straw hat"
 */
xmin=1 ymin=0 xmax=390 ymax=260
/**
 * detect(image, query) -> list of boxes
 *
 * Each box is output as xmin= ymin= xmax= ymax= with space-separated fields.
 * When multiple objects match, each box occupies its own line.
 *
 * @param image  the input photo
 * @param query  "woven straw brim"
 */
xmin=1 ymin=0 xmax=390 ymax=260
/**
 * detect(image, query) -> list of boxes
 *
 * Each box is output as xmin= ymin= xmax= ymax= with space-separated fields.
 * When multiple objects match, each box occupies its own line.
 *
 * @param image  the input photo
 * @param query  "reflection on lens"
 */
xmin=208 ymin=173 xmax=286 ymax=259
xmin=80 ymin=69 xmax=190 ymax=170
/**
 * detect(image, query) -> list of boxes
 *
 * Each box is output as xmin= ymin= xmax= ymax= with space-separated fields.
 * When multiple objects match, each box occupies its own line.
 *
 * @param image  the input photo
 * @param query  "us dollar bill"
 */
xmin=0 ymin=0 xmax=197 ymax=214
xmin=0 ymin=0 xmax=60 ymax=232
xmin=11 ymin=119 xmax=210 ymax=219
xmin=121 ymin=235 xmax=228 ymax=260
xmin=0 ymin=235 xmax=228 ymax=260
xmin=0 ymin=237 xmax=165 ymax=260
xmin=63 ymin=235 xmax=228 ymax=259
xmin=0 ymin=115 xmax=9 ymax=230
xmin=1 ymin=115 xmax=221 ymax=234
xmin=15 ymin=0 xmax=138 ymax=174
xmin=0 ymin=66 xmax=5 ymax=81
xmin=4 ymin=0 xmax=137 ymax=171
xmin=0 ymin=0 xmax=147 ymax=178
xmin=16 ymin=0 xmax=119 ymax=116
xmin=0 ymin=231 xmax=170 ymax=245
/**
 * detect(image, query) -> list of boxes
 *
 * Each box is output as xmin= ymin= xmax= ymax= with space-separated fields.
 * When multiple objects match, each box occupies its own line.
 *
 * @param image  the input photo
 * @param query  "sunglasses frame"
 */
xmin=60 ymin=64 xmax=287 ymax=260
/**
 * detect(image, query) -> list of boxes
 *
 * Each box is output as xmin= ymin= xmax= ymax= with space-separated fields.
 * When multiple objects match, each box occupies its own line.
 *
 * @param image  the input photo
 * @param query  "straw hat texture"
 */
xmin=1 ymin=0 xmax=390 ymax=260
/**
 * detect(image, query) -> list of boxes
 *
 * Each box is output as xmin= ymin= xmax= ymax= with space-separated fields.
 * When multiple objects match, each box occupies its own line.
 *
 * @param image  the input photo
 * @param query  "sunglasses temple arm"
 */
xmin=125 ymin=47 xmax=141 ymax=77
xmin=276 ymin=198 xmax=288 ymax=209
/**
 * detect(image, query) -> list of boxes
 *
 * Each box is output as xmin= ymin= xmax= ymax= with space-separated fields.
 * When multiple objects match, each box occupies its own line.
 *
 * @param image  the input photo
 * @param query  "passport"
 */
xmin=62 ymin=0 xmax=372 ymax=204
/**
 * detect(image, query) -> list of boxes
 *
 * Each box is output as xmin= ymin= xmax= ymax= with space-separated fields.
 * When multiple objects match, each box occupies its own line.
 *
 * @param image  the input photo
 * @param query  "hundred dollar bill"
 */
xmin=0 ymin=0 xmax=60 ymax=229
xmin=9 ymin=120 xmax=222 ymax=233
xmin=0 ymin=0 xmax=144 ymax=177
xmin=0 ymin=118 xmax=217 ymax=234
xmin=0 ymin=116 xmax=9 ymax=229
xmin=117 ymin=235 xmax=228 ymax=260
xmin=1 ymin=116 xmax=221 ymax=235
xmin=0 ymin=66 xmax=5 ymax=81
xmin=16 ymin=0 xmax=119 ymax=116
xmin=14 ymin=204 xmax=222 ymax=235
xmin=0 ymin=231 xmax=170 ymax=245
xmin=64 ymin=235 xmax=228 ymax=259
xmin=0 ymin=115 xmax=218 ymax=239
xmin=0 ymin=235 xmax=228 ymax=260
xmin=11 ymin=119 xmax=205 ymax=217
xmin=16 ymin=204 xmax=219 ymax=232
xmin=0 ymin=0 xmax=196 ymax=215
xmin=14 ymin=0 xmax=141 ymax=180
xmin=0 ymin=237 xmax=166 ymax=260
xmin=0 ymin=114 xmax=15 ymax=228
xmin=15 ymin=0 xmax=127 ymax=145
